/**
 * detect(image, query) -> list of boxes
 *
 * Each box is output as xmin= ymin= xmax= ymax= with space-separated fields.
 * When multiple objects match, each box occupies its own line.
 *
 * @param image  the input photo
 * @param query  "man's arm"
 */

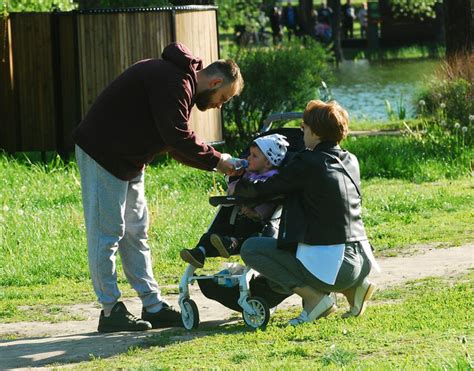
xmin=146 ymin=76 xmax=221 ymax=170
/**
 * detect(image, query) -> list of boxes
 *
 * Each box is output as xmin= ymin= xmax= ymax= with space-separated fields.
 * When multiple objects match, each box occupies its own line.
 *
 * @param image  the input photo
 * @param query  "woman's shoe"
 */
xmin=289 ymin=295 xmax=336 ymax=326
xmin=342 ymin=278 xmax=376 ymax=318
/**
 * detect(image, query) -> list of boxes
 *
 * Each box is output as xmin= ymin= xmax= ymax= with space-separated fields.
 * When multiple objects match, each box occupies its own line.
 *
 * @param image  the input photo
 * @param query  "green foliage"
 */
xmin=223 ymin=40 xmax=332 ymax=145
xmin=218 ymin=0 xmax=265 ymax=32
xmin=2 ymin=0 xmax=172 ymax=11
xmin=384 ymin=94 xmax=407 ymax=121
xmin=343 ymin=135 xmax=472 ymax=182
xmin=390 ymin=0 xmax=440 ymax=20
xmin=4 ymin=0 xmax=76 ymax=11
xmin=416 ymin=78 xmax=473 ymax=141
xmin=98 ymin=0 xmax=171 ymax=8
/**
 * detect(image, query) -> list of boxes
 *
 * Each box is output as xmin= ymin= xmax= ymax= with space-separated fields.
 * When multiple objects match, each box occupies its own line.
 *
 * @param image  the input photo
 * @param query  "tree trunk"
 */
xmin=443 ymin=0 xmax=472 ymax=58
xmin=298 ymin=0 xmax=314 ymax=35
xmin=328 ymin=0 xmax=343 ymax=64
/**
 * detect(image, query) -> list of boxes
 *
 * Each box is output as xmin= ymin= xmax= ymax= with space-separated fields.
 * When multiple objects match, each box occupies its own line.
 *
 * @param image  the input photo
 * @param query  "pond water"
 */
xmin=329 ymin=59 xmax=440 ymax=121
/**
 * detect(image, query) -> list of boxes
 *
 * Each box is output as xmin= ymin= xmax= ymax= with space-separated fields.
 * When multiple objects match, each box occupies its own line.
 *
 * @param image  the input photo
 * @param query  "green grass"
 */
xmin=343 ymin=135 xmax=473 ymax=181
xmin=66 ymin=273 xmax=473 ymax=369
xmin=349 ymin=119 xmax=409 ymax=132
xmin=0 ymin=144 xmax=472 ymax=323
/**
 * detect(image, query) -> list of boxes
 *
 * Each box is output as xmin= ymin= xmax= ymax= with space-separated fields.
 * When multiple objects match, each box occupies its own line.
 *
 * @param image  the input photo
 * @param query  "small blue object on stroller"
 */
xmin=178 ymin=112 xmax=305 ymax=330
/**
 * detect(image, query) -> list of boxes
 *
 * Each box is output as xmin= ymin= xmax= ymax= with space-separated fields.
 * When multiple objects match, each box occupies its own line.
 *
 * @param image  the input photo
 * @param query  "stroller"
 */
xmin=178 ymin=112 xmax=305 ymax=330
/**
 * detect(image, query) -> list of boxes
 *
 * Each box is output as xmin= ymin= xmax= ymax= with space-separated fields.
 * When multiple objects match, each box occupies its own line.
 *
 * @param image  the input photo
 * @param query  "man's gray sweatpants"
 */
xmin=75 ymin=145 xmax=164 ymax=313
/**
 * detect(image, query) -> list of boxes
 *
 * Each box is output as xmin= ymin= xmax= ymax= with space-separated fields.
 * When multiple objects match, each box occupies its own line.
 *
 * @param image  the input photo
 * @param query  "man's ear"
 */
xmin=208 ymin=77 xmax=224 ymax=89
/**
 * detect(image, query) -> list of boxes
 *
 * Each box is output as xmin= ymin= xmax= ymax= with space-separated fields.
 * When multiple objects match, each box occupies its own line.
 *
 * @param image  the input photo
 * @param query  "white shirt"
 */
xmin=296 ymin=240 xmax=380 ymax=285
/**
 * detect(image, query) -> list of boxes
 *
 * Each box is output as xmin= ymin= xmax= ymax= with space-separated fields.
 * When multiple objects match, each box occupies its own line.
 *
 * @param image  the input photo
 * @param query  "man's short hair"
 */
xmin=303 ymin=100 xmax=349 ymax=143
xmin=203 ymin=59 xmax=244 ymax=95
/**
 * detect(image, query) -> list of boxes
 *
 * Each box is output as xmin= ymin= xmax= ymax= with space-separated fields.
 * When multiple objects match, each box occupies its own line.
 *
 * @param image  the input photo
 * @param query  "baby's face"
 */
xmin=247 ymin=146 xmax=271 ymax=173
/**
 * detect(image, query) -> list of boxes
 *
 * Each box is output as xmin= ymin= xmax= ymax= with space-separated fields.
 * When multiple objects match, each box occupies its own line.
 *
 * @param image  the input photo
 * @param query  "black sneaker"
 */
xmin=180 ymin=247 xmax=205 ymax=268
xmin=210 ymin=234 xmax=237 ymax=258
xmin=97 ymin=302 xmax=152 ymax=333
xmin=142 ymin=303 xmax=183 ymax=329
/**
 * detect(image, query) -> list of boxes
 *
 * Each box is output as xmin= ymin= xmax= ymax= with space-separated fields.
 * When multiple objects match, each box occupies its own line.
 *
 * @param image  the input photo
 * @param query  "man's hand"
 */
xmin=216 ymin=153 xmax=245 ymax=176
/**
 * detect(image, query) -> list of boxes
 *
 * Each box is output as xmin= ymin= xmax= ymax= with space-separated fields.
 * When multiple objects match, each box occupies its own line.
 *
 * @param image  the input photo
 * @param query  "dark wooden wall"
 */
xmin=0 ymin=6 xmax=221 ymax=153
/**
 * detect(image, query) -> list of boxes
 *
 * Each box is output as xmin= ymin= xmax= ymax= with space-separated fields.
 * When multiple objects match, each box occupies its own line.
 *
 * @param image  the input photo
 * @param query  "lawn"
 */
xmin=0 ymin=138 xmax=472 ymax=325
xmin=68 ymin=273 xmax=474 ymax=369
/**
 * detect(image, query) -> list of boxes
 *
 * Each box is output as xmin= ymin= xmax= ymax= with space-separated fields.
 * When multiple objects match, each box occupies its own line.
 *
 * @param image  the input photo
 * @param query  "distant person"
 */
xmin=312 ymin=9 xmax=332 ymax=43
xmin=342 ymin=0 xmax=356 ymax=39
xmin=269 ymin=6 xmax=283 ymax=45
xmin=318 ymin=1 xmax=333 ymax=25
xmin=357 ymin=2 xmax=368 ymax=38
xmin=283 ymin=2 xmax=298 ymax=40
xmin=73 ymin=42 xmax=243 ymax=333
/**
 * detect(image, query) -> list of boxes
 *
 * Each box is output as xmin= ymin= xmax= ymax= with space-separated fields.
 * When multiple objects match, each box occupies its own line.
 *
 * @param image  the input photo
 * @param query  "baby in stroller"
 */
xmin=179 ymin=133 xmax=290 ymax=268
xmin=178 ymin=124 xmax=307 ymax=330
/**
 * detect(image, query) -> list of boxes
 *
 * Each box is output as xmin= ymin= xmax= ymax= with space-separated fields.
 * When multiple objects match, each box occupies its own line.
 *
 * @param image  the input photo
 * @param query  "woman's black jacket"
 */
xmin=234 ymin=141 xmax=367 ymax=250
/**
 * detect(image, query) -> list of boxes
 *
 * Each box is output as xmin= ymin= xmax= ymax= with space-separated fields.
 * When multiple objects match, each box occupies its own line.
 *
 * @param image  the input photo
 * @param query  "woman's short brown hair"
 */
xmin=303 ymin=100 xmax=349 ymax=143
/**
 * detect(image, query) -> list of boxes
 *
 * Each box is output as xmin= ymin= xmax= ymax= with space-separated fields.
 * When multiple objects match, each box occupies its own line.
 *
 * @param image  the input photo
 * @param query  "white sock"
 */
xmin=103 ymin=306 xmax=114 ymax=317
xmin=146 ymin=301 xmax=170 ymax=314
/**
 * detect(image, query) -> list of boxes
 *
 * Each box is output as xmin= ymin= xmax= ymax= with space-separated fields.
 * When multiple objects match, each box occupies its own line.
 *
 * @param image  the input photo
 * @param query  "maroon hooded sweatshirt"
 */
xmin=73 ymin=42 xmax=222 ymax=181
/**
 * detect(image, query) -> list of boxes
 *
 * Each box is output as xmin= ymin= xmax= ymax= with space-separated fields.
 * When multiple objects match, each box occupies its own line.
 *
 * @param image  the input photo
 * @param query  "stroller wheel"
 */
xmin=181 ymin=298 xmax=199 ymax=330
xmin=242 ymin=296 xmax=270 ymax=329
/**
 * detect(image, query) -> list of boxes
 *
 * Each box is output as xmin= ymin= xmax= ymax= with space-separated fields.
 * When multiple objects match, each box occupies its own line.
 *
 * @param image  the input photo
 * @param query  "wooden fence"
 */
xmin=0 ymin=6 xmax=221 ymax=154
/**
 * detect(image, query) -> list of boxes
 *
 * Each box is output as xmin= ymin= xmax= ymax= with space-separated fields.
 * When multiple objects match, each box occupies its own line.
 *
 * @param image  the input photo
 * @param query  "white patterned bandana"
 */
xmin=254 ymin=134 xmax=290 ymax=166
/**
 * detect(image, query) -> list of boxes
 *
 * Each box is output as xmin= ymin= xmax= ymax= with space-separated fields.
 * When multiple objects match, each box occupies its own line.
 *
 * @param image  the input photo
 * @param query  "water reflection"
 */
xmin=330 ymin=59 xmax=439 ymax=121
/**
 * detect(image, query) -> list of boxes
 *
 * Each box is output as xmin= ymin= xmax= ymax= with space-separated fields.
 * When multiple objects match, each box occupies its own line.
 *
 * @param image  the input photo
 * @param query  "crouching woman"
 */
xmin=235 ymin=100 xmax=380 ymax=325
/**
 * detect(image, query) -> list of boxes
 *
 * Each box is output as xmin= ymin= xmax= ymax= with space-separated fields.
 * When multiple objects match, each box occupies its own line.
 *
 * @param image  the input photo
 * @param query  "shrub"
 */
xmin=415 ymin=54 xmax=473 ymax=140
xmin=223 ymin=40 xmax=332 ymax=146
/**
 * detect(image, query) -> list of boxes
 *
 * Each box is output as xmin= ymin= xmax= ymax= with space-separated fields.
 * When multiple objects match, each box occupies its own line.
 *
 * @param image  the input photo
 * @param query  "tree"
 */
xmin=297 ymin=0 xmax=313 ymax=35
xmin=443 ymin=0 xmax=472 ymax=58
xmin=328 ymin=0 xmax=343 ymax=63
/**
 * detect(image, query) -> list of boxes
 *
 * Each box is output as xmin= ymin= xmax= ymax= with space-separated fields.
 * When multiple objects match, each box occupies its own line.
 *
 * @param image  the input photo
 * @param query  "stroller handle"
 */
xmin=209 ymin=195 xmax=284 ymax=207
xmin=259 ymin=112 xmax=303 ymax=134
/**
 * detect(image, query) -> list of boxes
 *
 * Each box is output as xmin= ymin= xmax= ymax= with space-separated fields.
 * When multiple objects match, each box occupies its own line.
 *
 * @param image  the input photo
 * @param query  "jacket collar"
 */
xmin=313 ymin=141 xmax=340 ymax=152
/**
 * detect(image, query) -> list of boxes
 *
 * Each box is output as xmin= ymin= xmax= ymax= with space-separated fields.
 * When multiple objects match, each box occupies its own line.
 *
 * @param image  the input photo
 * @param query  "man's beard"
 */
xmin=195 ymin=88 xmax=217 ymax=111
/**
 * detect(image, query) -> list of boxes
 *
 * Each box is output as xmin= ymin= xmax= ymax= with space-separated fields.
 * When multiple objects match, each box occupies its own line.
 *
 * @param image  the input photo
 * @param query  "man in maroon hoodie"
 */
xmin=74 ymin=42 xmax=243 ymax=333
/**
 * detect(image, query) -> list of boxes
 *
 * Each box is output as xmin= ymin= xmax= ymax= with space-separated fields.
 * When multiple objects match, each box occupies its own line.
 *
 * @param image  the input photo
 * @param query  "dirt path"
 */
xmin=1 ymin=243 xmax=472 ymax=370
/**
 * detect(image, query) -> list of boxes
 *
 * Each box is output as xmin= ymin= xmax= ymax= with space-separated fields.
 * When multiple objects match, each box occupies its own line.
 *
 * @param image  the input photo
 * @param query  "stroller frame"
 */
xmin=178 ymin=112 xmax=303 ymax=330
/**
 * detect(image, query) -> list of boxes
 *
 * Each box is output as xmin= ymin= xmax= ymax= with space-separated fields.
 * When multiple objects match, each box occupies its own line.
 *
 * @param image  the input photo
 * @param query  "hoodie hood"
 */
xmin=161 ymin=42 xmax=203 ymax=75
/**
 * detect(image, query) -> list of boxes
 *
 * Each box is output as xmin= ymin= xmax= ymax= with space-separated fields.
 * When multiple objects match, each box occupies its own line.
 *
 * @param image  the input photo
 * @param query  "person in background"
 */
xmin=358 ymin=2 xmax=368 ymax=38
xmin=282 ymin=2 xmax=298 ymax=40
xmin=342 ymin=0 xmax=356 ymax=39
xmin=74 ymin=42 xmax=243 ymax=333
xmin=269 ymin=6 xmax=283 ymax=45
xmin=318 ymin=1 xmax=333 ymax=25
